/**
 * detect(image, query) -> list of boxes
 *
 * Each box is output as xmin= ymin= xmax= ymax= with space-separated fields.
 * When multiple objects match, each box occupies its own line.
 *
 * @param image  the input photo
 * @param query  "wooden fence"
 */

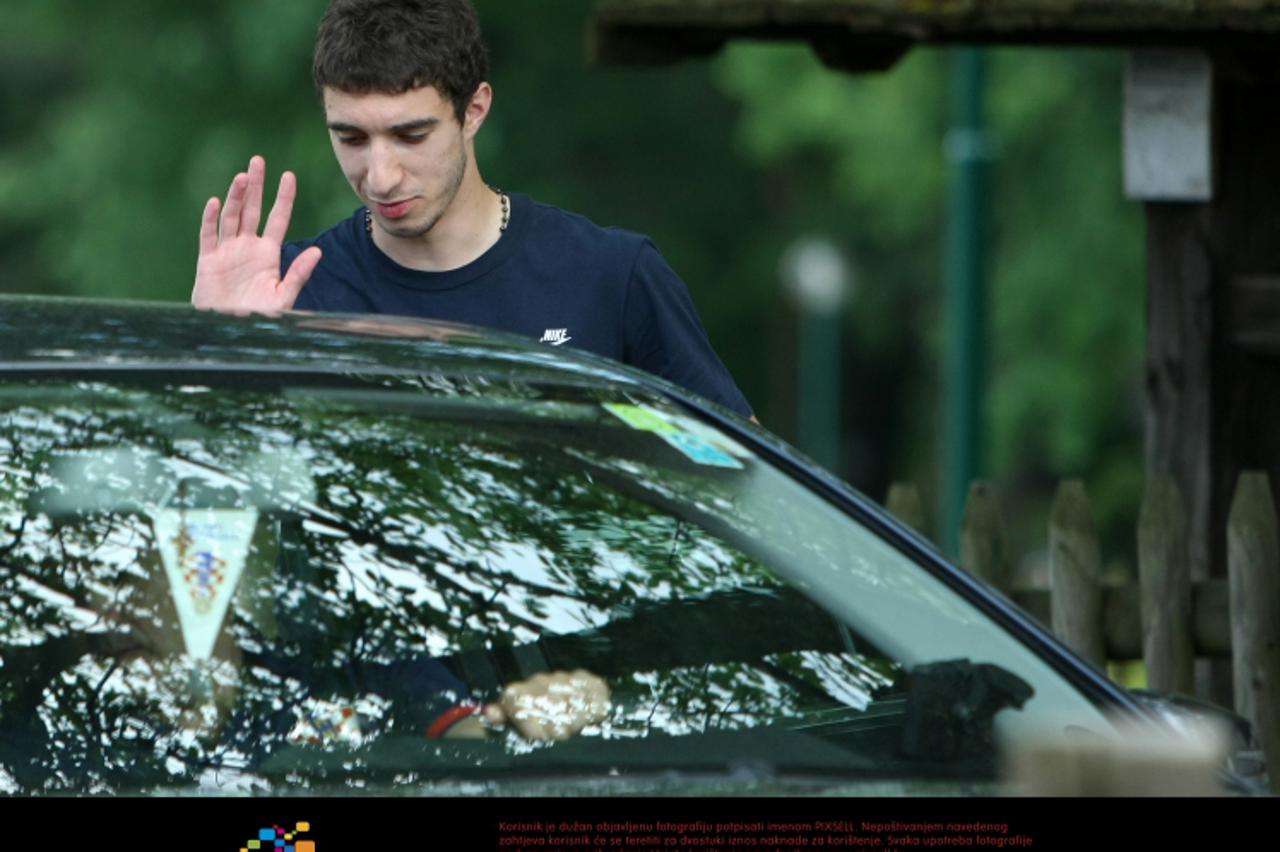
xmin=886 ymin=473 xmax=1280 ymax=791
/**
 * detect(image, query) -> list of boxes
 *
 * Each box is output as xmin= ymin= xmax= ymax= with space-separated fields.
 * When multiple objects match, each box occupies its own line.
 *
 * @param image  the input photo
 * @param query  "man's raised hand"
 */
xmin=192 ymin=156 xmax=321 ymax=315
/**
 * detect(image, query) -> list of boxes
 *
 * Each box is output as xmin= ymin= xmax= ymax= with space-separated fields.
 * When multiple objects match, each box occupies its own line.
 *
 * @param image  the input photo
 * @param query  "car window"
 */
xmin=0 ymin=376 xmax=1113 ymax=793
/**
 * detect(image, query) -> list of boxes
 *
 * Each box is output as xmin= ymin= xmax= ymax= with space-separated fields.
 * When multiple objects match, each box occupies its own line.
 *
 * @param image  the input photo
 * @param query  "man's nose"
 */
xmin=365 ymin=142 xmax=401 ymax=197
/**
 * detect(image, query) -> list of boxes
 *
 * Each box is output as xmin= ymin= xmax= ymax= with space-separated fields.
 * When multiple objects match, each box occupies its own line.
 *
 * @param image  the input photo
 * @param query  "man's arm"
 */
xmin=192 ymin=156 xmax=322 ymax=315
xmin=623 ymin=240 xmax=754 ymax=419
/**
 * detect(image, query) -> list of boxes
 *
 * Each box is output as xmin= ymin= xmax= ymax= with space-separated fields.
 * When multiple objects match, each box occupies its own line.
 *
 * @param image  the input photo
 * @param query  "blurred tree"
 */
xmin=713 ymin=43 xmax=1144 ymax=559
xmin=983 ymin=49 xmax=1145 ymax=559
xmin=0 ymin=0 xmax=331 ymax=301
xmin=713 ymin=43 xmax=944 ymax=501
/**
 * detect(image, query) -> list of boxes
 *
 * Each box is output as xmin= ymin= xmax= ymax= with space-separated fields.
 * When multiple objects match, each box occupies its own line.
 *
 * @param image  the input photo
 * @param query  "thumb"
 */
xmin=279 ymin=246 xmax=322 ymax=307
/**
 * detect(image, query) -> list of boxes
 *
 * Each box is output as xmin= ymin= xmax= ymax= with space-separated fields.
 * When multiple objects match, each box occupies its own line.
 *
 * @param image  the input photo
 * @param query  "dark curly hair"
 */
xmin=313 ymin=0 xmax=490 ymax=123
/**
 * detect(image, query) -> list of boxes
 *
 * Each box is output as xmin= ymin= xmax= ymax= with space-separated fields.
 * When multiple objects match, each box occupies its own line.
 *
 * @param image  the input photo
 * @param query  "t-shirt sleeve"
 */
xmin=623 ymin=240 xmax=753 ymax=418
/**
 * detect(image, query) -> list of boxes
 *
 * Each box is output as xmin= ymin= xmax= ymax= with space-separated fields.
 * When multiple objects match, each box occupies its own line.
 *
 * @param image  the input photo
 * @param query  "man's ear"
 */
xmin=463 ymin=82 xmax=492 ymax=139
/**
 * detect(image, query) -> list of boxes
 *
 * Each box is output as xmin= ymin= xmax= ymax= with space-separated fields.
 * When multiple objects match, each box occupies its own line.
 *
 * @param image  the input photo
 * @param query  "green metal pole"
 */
xmin=798 ymin=311 xmax=841 ymax=470
xmin=784 ymin=238 xmax=848 ymax=473
xmin=942 ymin=47 xmax=988 ymax=556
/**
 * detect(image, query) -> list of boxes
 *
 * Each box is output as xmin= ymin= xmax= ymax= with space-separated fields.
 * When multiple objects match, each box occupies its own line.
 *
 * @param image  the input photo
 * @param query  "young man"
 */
xmin=192 ymin=0 xmax=752 ymax=418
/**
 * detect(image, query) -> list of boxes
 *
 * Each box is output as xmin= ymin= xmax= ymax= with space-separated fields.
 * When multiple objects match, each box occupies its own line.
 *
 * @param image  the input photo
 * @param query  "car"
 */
xmin=0 ymin=295 xmax=1244 ymax=796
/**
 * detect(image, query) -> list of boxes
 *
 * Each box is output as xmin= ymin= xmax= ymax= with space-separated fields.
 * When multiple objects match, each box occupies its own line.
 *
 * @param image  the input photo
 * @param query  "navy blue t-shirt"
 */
xmin=281 ymin=193 xmax=751 ymax=416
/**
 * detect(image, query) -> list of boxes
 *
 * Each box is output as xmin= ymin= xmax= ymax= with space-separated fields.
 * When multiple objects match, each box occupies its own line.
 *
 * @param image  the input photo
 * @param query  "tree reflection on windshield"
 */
xmin=1 ymin=377 xmax=912 ymax=793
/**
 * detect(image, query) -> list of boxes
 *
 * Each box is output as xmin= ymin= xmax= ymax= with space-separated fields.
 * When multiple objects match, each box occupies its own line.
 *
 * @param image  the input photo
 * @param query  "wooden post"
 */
xmin=960 ymin=480 xmax=1010 ymax=593
xmin=884 ymin=482 xmax=925 ymax=537
xmin=1049 ymin=480 xmax=1105 ymax=667
xmin=1143 ymin=201 xmax=1213 ymax=611
xmin=1137 ymin=477 xmax=1195 ymax=695
xmin=1226 ymin=471 xmax=1280 ymax=792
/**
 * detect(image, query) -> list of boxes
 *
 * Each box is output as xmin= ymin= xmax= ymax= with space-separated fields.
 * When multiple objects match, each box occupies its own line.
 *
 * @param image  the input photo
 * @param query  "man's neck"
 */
xmin=371 ymin=174 xmax=503 ymax=272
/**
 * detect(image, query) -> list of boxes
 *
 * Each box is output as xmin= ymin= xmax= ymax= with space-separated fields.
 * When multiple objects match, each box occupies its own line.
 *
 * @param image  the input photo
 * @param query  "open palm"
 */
xmin=192 ymin=156 xmax=321 ymax=315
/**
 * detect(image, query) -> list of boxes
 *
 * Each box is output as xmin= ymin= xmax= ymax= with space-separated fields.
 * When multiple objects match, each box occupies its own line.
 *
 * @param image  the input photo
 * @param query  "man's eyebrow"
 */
xmin=391 ymin=118 xmax=439 ymax=133
xmin=326 ymin=118 xmax=440 ymax=133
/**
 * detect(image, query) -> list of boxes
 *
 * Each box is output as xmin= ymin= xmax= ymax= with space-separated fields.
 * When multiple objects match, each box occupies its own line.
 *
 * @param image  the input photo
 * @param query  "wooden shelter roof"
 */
xmin=590 ymin=1 xmax=1280 ymax=70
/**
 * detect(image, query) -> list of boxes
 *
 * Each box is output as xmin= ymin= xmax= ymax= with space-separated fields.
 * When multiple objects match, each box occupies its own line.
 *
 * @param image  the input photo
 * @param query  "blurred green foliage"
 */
xmin=0 ymin=0 xmax=1144 ymax=564
xmin=715 ymin=41 xmax=1144 ymax=560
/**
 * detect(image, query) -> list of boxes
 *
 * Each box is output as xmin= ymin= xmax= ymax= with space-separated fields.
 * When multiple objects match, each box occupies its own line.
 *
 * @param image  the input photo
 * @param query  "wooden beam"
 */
xmin=1138 ymin=477 xmax=1195 ymax=695
xmin=591 ymin=0 xmax=1280 ymax=70
xmin=1144 ymin=203 xmax=1213 ymax=586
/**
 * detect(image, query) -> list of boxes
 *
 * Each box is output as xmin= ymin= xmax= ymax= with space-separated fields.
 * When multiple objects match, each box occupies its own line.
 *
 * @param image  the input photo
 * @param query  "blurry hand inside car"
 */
xmin=442 ymin=669 xmax=610 ymax=741
xmin=489 ymin=669 xmax=611 ymax=741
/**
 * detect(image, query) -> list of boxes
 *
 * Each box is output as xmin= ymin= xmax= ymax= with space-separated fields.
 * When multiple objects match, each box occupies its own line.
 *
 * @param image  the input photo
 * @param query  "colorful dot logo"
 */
xmin=239 ymin=822 xmax=313 ymax=852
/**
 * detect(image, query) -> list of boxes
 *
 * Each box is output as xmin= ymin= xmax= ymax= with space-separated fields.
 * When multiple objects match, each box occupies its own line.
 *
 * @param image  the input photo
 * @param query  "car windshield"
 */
xmin=0 ymin=370 xmax=1115 ymax=794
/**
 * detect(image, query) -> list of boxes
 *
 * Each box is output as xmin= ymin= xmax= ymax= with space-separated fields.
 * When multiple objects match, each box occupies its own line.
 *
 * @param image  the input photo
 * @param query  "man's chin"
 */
xmin=375 ymin=216 xmax=438 ymax=240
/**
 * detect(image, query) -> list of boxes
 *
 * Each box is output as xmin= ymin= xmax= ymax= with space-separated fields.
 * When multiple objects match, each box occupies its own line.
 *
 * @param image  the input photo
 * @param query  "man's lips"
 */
xmin=373 ymin=199 xmax=414 ymax=219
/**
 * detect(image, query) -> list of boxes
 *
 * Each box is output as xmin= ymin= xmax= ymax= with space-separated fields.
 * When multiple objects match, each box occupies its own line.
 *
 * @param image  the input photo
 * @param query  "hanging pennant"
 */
xmin=151 ymin=508 xmax=258 ymax=659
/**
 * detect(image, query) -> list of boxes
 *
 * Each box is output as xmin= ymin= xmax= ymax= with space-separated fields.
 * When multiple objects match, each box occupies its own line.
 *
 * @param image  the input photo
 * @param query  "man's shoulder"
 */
xmin=517 ymin=194 xmax=650 ymax=261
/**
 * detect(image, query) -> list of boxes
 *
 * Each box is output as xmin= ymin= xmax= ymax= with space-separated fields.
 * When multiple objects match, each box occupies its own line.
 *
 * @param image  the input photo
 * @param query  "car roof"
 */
xmin=0 ymin=294 xmax=650 ymax=392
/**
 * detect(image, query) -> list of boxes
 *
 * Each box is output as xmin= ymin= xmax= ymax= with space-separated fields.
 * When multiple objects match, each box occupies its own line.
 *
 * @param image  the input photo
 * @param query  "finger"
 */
xmin=199 ymin=197 xmax=220 ymax=255
xmin=580 ymin=691 xmax=610 ymax=724
xmin=513 ymin=715 xmax=553 ymax=742
xmin=570 ymin=669 xmax=610 ymax=710
xmin=482 ymin=703 xmax=507 ymax=727
xmin=500 ymin=687 xmax=549 ymax=737
xmin=264 ymin=170 xmax=299 ymax=244
xmin=279 ymin=246 xmax=321 ymax=309
xmin=498 ymin=682 xmax=528 ymax=717
xmin=485 ymin=701 xmax=565 ymax=742
xmin=240 ymin=156 xmax=266 ymax=235
xmin=220 ymin=172 xmax=248 ymax=239
xmin=586 ymin=672 xmax=612 ymax=706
